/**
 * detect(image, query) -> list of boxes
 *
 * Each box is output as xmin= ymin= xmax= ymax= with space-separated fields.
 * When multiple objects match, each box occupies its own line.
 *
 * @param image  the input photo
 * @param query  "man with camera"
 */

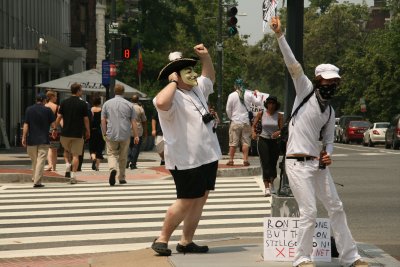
xmin=151 ymin=44 xmax=221 ymax=256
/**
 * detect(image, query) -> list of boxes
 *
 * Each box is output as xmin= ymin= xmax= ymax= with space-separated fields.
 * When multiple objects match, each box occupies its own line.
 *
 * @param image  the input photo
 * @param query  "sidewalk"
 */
xmin=1 ymin=148 xmax=399 ymax=267
xmin=55 ymin=238 xmax=400 ymax=267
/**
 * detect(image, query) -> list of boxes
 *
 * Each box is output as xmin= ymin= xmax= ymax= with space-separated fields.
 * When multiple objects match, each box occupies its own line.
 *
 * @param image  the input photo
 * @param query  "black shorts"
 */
xmin=169 ymin=161 xmax=218 ymax=199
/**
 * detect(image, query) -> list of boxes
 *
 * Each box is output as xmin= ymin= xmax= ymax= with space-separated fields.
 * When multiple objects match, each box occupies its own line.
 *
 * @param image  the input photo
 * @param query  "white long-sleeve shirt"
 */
xmin=278 ymin=35 xmax=335 ymax=157
xmin=226 ymin=90 xmax=264 ymax=125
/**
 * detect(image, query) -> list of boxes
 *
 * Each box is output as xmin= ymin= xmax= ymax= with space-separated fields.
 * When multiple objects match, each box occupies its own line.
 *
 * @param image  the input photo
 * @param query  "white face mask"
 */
xmin=180 ymin=67 xmax=198 ymax=87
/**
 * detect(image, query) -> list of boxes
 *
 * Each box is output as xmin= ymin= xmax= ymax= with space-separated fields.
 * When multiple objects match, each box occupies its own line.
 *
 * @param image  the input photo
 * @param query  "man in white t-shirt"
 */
xmin=270 ymin=17 xmax=368 ymax=267
xmin=151 ymin=44 xmax=221 ymax=256
xmin=226 ymin=79 xmax=263 ymax=166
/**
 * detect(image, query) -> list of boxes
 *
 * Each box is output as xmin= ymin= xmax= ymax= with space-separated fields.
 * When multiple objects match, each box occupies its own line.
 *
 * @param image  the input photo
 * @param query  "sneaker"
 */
xmin=160 ymin=160 xmax=165 ymax=166
xmin=151 ymin=239 xmax=171 ymax=256
xmin=270 ymin=183 xmax=276 ymax=194
xmin=264 ymin=188 xmax=271 ymax=197
xmin=70 ymin=173 xmax=77 ymax=184
xmin=176 ymin=242 xmax=209 ymax=254
xmin=296 ymin=261 xmax=315 ymax=267
xmin=33 ymin=184 xmax=45 ymax=188
xmin=119 ymin=180 xmax=127 ymax=184
xmin=349 ymin=259 xmax=369 ymax=267
xmin=129 ymin=163 xmax=137 ymax=170
xmin=91 ymin=160 xmax=96 ymax=170
xmin=65 ymin=163 xmax=71 ymax=178
xmin=109 ymin=170 xmax=117 ymax=186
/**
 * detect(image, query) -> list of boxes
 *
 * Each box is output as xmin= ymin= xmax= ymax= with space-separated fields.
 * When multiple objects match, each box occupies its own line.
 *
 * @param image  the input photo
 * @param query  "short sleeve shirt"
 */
xmin=133 ymin=103 xmax=147 ymax=137
xmin=58 ymin=96 xmax=88 ymax=138
xmin=153 ymin=76 xmax=222 ymax=170
xmin=102 ymin=95 xmax=136 ymax=141
xmin=24 ymin=104 xmax=55 ymax=146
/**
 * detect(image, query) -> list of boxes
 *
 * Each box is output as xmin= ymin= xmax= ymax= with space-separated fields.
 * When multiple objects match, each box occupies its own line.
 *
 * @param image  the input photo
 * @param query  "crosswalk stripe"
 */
xmin=0 ymin=176 xmax=271 ymax=258
xmin=0 ymin=209 xmax=269 ymax=224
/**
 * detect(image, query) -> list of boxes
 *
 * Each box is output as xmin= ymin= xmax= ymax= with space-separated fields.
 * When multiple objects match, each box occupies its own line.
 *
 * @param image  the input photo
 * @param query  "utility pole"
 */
xmin=216 ymin=0 xmax=223 ymax=117
xmin=276 ymin=0 xmax=304 ymax=199
xmin=109 ymin=0 xmax=116 ymax=99
xmin=284 ymin=0 xmax=304 ymax=118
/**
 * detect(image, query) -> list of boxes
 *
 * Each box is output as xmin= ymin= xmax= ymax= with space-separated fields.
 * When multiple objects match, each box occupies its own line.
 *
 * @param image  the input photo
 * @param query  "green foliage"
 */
xmin=111 ymin=1 xmax=399 ymax=122
xmin=309 ymin=0 xmax=336 ymax=13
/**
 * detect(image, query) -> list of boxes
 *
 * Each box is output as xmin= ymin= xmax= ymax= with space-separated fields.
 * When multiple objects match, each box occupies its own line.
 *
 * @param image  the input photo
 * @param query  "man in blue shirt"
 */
xmin=101 ymin=84 xmax=139 ymax=186
xmin=22 ymin=93 xmax=55 ymax=188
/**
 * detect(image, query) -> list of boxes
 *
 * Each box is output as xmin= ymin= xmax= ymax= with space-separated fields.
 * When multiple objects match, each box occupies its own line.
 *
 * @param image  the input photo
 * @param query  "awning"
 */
xmin=35 ymin=69 xmax=147 ymax=98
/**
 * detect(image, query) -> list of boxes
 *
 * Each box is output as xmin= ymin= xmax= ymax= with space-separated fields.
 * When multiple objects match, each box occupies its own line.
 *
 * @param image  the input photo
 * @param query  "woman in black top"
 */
xmin=89 ymin=97 xmax=105 ymax=171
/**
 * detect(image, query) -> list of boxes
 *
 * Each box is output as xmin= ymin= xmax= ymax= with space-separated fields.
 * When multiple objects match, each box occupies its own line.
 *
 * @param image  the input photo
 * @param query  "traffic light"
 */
xmin=227 ymin=6 xmax=238 ymax=36
xmin=121 ymin=36 xmax=132 ymax=60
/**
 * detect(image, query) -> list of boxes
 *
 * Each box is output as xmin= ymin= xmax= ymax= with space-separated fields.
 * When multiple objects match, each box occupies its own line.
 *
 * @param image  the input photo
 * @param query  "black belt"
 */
xmin=286 ymin=156 xmax=315 ymax=161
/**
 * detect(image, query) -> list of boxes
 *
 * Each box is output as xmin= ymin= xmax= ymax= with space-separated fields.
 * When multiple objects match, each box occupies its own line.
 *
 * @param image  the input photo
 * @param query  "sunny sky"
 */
xmin=236 ymin=0 xmax=374 ymax=45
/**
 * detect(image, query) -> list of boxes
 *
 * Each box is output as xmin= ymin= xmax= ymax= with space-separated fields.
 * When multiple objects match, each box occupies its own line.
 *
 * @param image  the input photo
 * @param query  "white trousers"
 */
xmin=285 ymin=158 xmax=361 ymax=267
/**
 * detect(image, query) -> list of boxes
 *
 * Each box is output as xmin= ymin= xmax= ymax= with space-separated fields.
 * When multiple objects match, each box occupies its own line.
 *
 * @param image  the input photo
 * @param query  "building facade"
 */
xmin=0 ymin=0 xmax=106 ymax=147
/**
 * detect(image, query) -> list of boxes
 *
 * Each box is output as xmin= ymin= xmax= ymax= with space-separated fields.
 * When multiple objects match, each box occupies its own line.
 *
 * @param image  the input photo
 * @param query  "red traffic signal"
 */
xmin=122 ymin=48 xmax=132 ymax=60
xmin=121 ymin=36 xmax=132 ymax=60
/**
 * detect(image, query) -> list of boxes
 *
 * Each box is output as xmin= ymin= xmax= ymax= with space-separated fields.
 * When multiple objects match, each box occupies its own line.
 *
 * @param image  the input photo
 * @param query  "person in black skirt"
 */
xmin=89 ymin=96 xmax=105 ymax=171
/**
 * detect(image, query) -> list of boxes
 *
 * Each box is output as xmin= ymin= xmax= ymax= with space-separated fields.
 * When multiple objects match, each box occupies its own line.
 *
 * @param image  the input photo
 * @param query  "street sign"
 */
xmin=108 ymin=22 xmax=119 ymax=34
xmin=102 ymin=60 xmax=110 ymax=85
xmin=110 ymin=64 xmax=117 ymax=77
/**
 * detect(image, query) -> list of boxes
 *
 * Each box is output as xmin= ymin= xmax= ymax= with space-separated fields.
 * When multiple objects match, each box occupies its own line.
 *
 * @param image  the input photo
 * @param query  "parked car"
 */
xmin=337 ymin=115 xmax=363 ymax=143
xmin=385 ymin=114 xmax=400 ymax=149
xmin=342 ymin=120 xmax=371 ymax=144
xmin=362 ymin=122 xmax=390 ymax=146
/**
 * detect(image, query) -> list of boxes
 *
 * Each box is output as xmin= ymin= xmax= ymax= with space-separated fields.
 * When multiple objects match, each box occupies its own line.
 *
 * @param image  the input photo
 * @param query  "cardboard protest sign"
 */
xmin=264 ymin=217 xmax=331 ymax=262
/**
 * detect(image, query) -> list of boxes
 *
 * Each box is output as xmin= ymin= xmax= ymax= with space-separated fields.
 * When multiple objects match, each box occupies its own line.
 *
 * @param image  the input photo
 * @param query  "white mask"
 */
xmin=180 ymin=67 xmax=198 ymax=87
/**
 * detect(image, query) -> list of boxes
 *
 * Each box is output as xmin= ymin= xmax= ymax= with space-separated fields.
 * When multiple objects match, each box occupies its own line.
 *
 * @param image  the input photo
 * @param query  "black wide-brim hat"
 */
xmin=157 ymin=57 xmax=198 ymax=80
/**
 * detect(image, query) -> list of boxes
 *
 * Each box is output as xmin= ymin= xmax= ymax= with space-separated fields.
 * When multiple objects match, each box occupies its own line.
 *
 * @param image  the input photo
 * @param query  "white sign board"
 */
xmin=264 ymin=217 xmax=331 ymax=262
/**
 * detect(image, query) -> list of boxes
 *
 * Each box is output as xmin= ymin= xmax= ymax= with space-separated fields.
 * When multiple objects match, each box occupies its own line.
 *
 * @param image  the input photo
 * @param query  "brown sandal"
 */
xmin=243 ymin=161 xmax=250 ymax=166
xmin=226 ymin=161 xmax=234 ymax=166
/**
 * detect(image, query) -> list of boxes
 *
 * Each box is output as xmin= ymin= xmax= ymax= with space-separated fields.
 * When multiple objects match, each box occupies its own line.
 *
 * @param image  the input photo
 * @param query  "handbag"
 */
xmin=254 ymin=111 xmax=263 ymax=135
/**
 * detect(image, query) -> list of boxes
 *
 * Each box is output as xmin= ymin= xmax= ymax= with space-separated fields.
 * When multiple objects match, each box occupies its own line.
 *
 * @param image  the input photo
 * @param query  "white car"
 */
xmin=362 ymin=122 xmax=390 ymax=146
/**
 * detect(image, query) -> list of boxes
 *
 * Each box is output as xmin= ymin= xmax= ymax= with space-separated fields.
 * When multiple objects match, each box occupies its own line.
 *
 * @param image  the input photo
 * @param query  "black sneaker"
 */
xmin=119 ymin=180 xmax=127 ymax=184
xmin=151 ymin=239 xmax=171 ymax=256
xmin=176 ymin=242 xmax=209 ymax=254
xmin=160 ymin=160 xmax=165 ymax=166
xmin=92 ymin=160 xmax=96 ymax=170
xmin=33 ymin=184 xmax=45 ymax=188
xmin=129 ymin=163 xmax=137 ymax=170
xmin=109 ymin=170 xmax=117 ymax=186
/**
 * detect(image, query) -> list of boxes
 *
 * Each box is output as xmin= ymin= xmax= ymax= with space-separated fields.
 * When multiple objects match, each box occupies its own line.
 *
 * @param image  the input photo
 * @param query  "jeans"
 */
xmin=127 ymin=136 xmax=143 ymax=166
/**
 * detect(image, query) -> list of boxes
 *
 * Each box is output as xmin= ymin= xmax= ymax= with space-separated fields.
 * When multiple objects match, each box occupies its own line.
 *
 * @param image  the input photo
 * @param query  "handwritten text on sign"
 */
xmin=263 ymin=217 xmax=331 ymax=262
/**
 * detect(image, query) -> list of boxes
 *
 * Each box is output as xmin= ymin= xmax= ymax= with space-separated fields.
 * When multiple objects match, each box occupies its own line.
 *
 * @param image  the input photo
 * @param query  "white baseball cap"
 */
xmin=315 ymin=64 xmax=341 ymax=79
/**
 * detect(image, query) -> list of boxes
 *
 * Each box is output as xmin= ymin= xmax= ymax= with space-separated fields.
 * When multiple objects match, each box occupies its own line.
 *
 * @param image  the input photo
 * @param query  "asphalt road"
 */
xmin=322 ymin=143 xmax=400 ymax=260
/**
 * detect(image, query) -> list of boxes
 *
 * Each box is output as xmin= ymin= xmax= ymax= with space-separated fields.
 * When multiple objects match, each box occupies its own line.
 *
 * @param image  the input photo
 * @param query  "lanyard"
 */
xmin=178 ymin=89 xmax=208 ymax=116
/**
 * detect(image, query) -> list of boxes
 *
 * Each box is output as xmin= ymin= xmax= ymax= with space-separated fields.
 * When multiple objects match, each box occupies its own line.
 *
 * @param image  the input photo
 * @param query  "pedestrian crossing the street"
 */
xmin=0 ymin=176 xmax=271 ymax=258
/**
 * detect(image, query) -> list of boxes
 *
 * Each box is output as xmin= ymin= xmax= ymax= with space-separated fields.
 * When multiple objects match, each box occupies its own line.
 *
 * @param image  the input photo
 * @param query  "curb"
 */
xmin=0 ymin=173 xmax=70 ymax=183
